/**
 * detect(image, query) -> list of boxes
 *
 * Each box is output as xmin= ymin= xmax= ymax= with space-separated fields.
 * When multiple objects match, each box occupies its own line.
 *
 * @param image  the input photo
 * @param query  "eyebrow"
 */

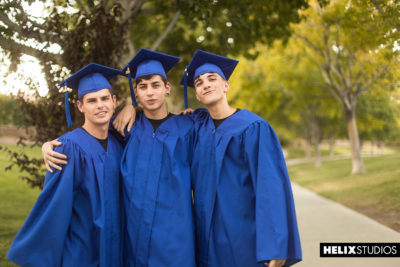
xmin=195 ymin=73 xmax=217 ymax=83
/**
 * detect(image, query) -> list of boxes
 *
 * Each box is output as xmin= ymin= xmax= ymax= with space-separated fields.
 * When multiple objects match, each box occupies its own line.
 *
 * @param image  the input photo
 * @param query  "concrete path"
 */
xmin=292 ymin=183 xmax=400 ymax=267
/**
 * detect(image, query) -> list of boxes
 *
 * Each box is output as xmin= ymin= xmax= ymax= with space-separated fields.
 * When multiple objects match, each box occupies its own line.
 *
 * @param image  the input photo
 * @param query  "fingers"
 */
xmin=45 ymin=161 xmax=53 ymax=173
xmin=49 ymin=154 xmax=68 ymax=165
xmin=180 ymin=108 xmax=194 ymax=115
xmin=52 ymin=151 xmax=67 ymax=160
xmin=267 ymin=260 xmax=286 ymax=267
xmin=48 ymin=159 xmax=63 ymax=171
xmin=51 ymin=139 xmax=62 ymax=147
xmin=113 ymin=117 xmax=127 ymax=137
xmin=117 ymin=121 xmax=126 ymax=137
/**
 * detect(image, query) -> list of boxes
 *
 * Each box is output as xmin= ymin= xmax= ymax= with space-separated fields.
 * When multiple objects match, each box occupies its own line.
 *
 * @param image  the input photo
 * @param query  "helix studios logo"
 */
xmin=320 ymin=243 xmax=400 ymax=257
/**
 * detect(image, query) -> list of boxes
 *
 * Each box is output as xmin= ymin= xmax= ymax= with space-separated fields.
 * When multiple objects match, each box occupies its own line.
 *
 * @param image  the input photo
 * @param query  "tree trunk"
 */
xmin=345 ymin=108 xmax=366 ymax=174
xmin=328 ymin=136 xmax=335 ymax=158
xmin=314 ymin=140 xmax=322 ymax=168
xmin=302 ymin=139 xmax=312 ymax=160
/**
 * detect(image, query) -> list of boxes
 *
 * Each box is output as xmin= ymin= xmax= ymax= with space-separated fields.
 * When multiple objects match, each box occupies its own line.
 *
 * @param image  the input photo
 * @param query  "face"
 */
xmin=194 ymin=72 xmax=229 ymax=106
xmin=77 ymin=89 xmax=116 ymax=127
xmin=134 ymin=75 xmax=171 ymax=113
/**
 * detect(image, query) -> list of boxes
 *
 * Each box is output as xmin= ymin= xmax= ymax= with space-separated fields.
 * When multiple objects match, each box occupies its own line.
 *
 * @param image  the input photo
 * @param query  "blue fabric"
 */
xmin=64 ymin=91 xmax=72 ymax=128
xmin=135 ymin=60 xmax=167 ymax=80
xmin=120 ymin=112 xmax=196 ymax=267
xmin=59 ymin=63 xmax=122 ymax=128
xmin=191 ymin=109 xmax=302 ymax=267
xmin=59 ymin=63 xmax=122 ymax=91
xmin=122 ymin=48 xmax=180 ymax=80
xmin=179 ymin=50 xmax=238 ymax=88
xmin=121 ymin=49 xmax=180 ymax=109
xmin=77 ymin=72 xmax=112 ymax=99
xmin=194 ymin=63 xmax=226 ymax=82
xmin=7 ymin=128 xmax=123 ymax=267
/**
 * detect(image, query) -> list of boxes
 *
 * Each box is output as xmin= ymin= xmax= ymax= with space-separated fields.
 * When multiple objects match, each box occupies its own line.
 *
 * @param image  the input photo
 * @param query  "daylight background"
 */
xmin=1 ymin=0 xmax=400 ymax=266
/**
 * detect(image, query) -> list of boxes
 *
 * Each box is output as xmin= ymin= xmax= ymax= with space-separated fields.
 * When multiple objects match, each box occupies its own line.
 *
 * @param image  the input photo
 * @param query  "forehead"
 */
xmin=137 ymin=75 xmax=164 ymax=84
xmin=195 ymin=72 xmax=221 ymax=82
xmin=82 ymin=88 xmax=112 ymax=99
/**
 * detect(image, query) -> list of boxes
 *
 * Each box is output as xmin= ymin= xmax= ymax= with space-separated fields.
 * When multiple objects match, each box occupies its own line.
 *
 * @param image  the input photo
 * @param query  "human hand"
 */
xmin=113 ymin=104 xmax=137 ymax=137
xmin=42 ymin=139 xmax=67 ymax=173
xmin=179 ymin=108 xmax=193 ymax=115
xmin=265 ymin=259 xmax=286 ymax=267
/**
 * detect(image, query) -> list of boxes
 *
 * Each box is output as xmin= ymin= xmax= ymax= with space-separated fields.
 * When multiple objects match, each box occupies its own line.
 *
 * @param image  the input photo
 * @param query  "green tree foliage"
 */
xmin=0 ymin=0 xmax=308 ymax=188
xmin=293 ymin=0 xmax=400 ymax=174
xmin=0 ymin=94 xmax=23 ymax=125
xmin=357 ymin=93 xmax=400 ymax=143
xmin=229 ymin=40 xmax=345 ymax=167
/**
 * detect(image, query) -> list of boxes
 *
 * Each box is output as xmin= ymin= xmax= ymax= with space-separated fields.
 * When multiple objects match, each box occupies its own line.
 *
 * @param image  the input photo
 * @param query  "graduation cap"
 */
xmin=122 ymin=48 xmax=180 ymax=107
xmin=59 ymin=63 xmax=123 ymax=128
xmin=180 ymin=50 xmax=239 ymax=108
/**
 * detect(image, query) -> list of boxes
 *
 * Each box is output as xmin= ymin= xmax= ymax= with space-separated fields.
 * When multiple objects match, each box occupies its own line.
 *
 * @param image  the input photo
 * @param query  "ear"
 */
xmin=223 ymin=81 xmax=230 ymax=93
xmin=112 ymin=95 xmax=117 ymax=109
xmin=77 ymin=99 xmax=84 ymax=113
xmin=165 ymin=82 xmax=171 ymax=95
xmin=134 ymin=86 xmax=138 ymax=97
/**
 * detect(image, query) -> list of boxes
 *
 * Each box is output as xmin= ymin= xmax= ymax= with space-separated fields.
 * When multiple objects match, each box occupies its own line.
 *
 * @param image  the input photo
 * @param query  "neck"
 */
xmin=144 ymin=104 xmax=168 ymax=120
xmin=82 ymin=122 xmax=109 ymax=139
xmin=206 ymin=98 xmax=236 ymax=119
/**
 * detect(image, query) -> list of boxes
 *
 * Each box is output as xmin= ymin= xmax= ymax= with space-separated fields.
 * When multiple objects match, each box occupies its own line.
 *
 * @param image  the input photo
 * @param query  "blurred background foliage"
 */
xmin=0 ymin=0 xmax=399 ymax=186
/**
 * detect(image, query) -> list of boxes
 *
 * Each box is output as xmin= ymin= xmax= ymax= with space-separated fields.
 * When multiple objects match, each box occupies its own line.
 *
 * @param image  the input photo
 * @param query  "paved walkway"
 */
xmin=292 ymin=183 xmax=400 ymax=266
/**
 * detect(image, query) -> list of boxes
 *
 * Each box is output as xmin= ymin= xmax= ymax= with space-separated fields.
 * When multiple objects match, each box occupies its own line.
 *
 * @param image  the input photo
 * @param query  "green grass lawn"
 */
xmin=1 ymin=143 xmax=399 ymax=265
xmin=288 ymin=153 xmax=400 ymax=232
xmin=0 ymin=144 xmax=42 ymax=266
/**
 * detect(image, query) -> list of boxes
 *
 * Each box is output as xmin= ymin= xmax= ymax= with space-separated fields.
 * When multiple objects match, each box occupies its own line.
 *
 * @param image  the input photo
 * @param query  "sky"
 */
xmin=0 ymin=1 xmax=53 ymax=97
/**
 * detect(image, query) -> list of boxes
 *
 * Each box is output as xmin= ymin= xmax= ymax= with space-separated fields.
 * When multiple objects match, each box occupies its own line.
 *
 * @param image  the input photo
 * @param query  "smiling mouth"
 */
xmin=96 ymin=111 xmax=107 ymax=116
xmin=203 ymin=90 xmax=214 ymax=95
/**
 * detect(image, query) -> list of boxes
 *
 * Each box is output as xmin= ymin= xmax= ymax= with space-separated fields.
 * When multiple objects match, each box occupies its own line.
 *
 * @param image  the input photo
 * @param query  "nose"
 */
xmin=145 ymin=87 xmax=154 ymax=96
xmin=202 ymin=80 xmax=211 ymax=90
xmin=96 ymin=99 xmax=106 ymax=109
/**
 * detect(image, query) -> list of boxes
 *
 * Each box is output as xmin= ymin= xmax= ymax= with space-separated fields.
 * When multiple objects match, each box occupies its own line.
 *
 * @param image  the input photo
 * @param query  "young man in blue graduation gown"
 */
xmin=118 ymin=48 xmax=196 ymax=267
xmin=181 ymin=50 xmax=302 ymax=267
xmin=42 ymin=49 xmax=196 ymax=267
xmin=7 ymin=63 xmax=124 ymax=266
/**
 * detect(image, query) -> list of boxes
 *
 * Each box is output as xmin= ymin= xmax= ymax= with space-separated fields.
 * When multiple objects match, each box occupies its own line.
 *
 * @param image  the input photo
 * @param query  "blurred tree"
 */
xmin=229 ymin=40 xmax=345 ymax=168
xmin=0 ymin=0 xmax=308 ymax=188
xmin=293 ymin=0 xmax=400 ymax=174
xmin=0 ymin=94 xmax=24 ymax=125
xmin=357 ymin=92 xmax=400 ymax=145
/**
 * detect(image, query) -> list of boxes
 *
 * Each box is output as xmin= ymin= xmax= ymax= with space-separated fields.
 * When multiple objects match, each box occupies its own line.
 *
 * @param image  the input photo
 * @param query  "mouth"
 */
xmin=146 ymin=99 xmax=157 ymax=104
xmin=95 ymin=111 xmax=107 ymax=116
xmin=203 ymin=90 xmax=214 ymax=96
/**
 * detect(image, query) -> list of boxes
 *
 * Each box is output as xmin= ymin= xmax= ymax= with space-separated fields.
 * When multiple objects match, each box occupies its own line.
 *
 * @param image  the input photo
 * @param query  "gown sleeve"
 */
xmin=7 ymin=139 xmax=76 ymax=267
xmin=244 ymin=122 xmax=302 ymax=266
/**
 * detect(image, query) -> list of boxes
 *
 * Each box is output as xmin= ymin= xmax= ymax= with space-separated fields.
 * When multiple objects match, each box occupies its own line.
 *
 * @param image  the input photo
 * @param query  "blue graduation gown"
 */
xmin=121 ymin=113 xmax=196 ymax=267
xmin=191 ymin=109 xmax=302 ymax=267
xmin=7 ymin=128 xmax=123 ymax=267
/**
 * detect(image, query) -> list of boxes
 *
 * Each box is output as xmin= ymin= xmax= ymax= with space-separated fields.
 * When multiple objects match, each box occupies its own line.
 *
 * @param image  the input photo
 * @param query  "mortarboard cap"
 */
xmin=59 ymin=63 xmax=123 ymax=128
xmin=122 ymin=48 xmax=180 ymax=107
xmin=180 ymin=50 xmax=239 ymax=108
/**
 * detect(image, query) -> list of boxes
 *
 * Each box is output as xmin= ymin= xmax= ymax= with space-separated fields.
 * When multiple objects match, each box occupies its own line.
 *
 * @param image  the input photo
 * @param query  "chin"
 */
xmin=200 ymin=98 xmax=218 ymax=106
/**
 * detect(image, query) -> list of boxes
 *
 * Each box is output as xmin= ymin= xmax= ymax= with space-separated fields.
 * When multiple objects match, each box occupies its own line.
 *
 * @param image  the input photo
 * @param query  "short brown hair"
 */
xmin=135 ymin=74 xmax=167 ymax=87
